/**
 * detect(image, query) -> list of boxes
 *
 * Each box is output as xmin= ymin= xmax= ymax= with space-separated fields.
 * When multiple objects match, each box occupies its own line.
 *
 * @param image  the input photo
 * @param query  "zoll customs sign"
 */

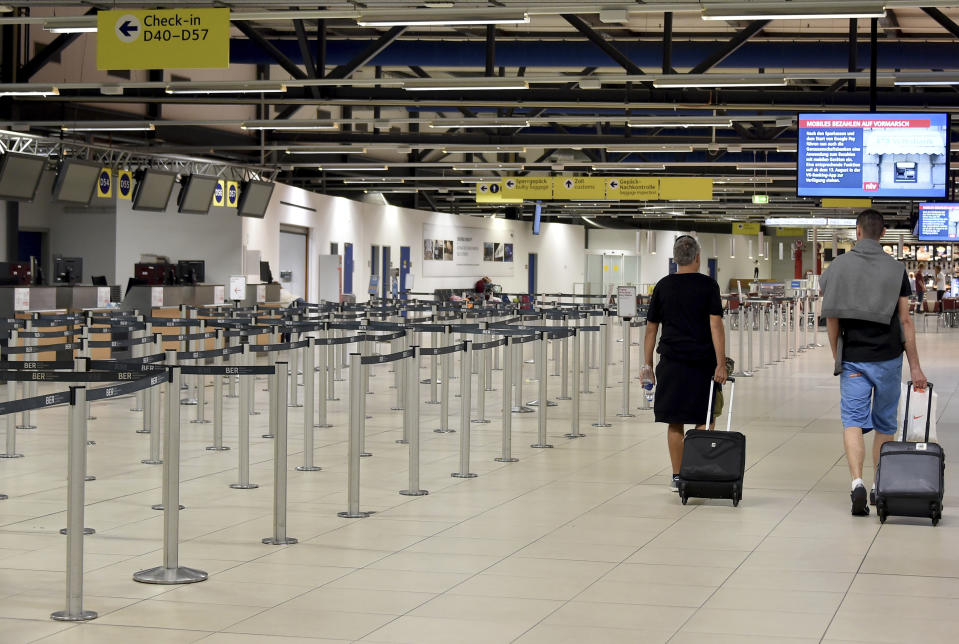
xmin=97 ymin=8 xmax=230 ymax=70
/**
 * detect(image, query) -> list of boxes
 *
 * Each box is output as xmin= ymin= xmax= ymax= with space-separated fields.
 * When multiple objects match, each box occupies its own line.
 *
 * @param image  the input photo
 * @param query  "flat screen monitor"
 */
xmin=177 ymin=174 xmax=217 ymax=214
xmin=53 ymin=159 xmax=101 ymax=205
xmin=237 ymin=180 xmax=274 ymax=218
xmin=176 ymin=260 xmax=205 ymax=284
xmin=259 ymin=260 xmax=273 ymax=283
xmin=0 ymin=153 xmax=46 ymax=201
xmin=132 ymin=169 xmax=178 ymax=211
xmin=532 ymin=202 xmax=542 ymax=235
xmin=53 ymin=256 xmax=82 ymax=284
xmin=918 ymin=203 xmax=959 ymax=241
xmin=798 ymin=112 xmax=949 ymax=198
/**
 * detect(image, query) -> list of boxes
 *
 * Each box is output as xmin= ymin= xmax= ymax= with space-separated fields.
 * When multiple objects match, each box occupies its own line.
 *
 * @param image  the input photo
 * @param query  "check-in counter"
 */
xmin=0 ymin=286 xmax=57 ymax=318
xmin=56 ymin=285 xmax=114 ymax=312
xmin=121 ymin=284 xmax=227 ymax=311
xmin=240 ymin=283 xmax=281 ymax=307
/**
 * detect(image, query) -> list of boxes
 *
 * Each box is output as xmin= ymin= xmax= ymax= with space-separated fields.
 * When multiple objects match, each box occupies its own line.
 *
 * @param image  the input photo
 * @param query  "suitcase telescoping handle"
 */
xmin=902 ymin=380 xmax=934 ymax=443
xmin=704 ymin=376 xmax=736 ymax=431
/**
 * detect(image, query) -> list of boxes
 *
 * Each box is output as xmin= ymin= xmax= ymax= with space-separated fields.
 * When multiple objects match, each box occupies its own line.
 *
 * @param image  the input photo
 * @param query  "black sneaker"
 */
xmin=670 ymin=474 xmax=680 ymax=493
xmin=851 ymin=484 xmax=869 ymax=516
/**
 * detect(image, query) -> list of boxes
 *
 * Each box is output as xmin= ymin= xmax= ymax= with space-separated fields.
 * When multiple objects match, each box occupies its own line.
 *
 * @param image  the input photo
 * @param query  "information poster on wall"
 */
xmin=213 ymin=285 xmax=225 ymax=305
xmin=13 ymin=288 xmax=29 ymax=312
xmin=150 ymin=287 xmax=164 ymax=307
xmin=96 ymin=287 xmax=111 ymax=308
xmin=228 ymin=275 xmax=246 ymax=301
xmin=422 ymin=223 xmax=515 ymax=278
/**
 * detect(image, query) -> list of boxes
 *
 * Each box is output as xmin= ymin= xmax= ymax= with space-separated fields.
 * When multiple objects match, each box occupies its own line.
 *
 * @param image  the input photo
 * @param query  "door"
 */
xmin=707 ymin=257 xmax=718 ymax=280
xmin=668 ymin=258 xmax=678 ymax=274
xmin=399 ymin=246 xmax=410 ymax=300
xmin=278 ymin=229 xmax=308 ymax=299
xmin=343 ymin=243 xmax=353 ymax=295
xmin=528 ymin=253 xmax=537 ymax=295
xmin=370 ymin=245 xmax=380 ymax=297
xmin=381 ymin=246 xmax=391 ymax=299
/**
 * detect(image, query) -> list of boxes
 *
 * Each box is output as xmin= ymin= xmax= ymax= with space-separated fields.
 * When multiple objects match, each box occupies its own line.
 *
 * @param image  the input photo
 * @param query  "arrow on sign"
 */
xmin=505 ymin=179 xmax=516 ymax=189
xmin=119 ymin=20 xmax=139 ymax=37
xmin=609 ymin=180 xmax=619 ymax=189
xmin=565 ymin=179 xmax=574 ymax=189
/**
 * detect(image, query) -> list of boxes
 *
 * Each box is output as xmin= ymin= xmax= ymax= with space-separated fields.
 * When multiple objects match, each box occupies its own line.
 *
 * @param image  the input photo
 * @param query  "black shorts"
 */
xmin=654 ymin=356 xmax=716 ymax=426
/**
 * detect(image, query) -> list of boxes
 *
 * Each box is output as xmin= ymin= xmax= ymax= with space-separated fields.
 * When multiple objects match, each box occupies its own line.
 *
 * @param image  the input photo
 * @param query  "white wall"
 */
xmin=245 ymin=184 xmax=586 ymax=302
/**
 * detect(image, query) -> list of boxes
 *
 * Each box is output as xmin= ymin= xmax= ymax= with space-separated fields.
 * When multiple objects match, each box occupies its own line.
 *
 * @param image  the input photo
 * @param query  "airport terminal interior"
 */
xmin=3 ymin=2 xmax=959 ymax=643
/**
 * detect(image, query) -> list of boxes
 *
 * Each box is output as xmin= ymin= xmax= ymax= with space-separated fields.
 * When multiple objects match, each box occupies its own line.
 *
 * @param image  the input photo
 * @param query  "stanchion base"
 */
xmin=390 ymin=406 xmax=404 ymax=411
xmin=451 ymin=472 xmax=477 ymax=478
xmin=530 ymin=443 xmax=554 ymax=449
xmin=249 ymin=410 xmax=261 ymax=416
xmin=395 ymin=439 xmax=409 ymax=444
xmin=87 ymin=417 xmax=96 ymax=421
xmin=471 ymin=419 xmax=491 ymax=424
xmin=511 ymin=406 xmax=534 ymax=413
xmin=556 ymin=396 xmax=572 ymax=401
xmin=616 ymin=413 xmax=636 ymax=418
xmin=591 ymin=422 xmax=612 ymax=428
xmin=0 ymin=453 xmax=24 ymax=458
xmin=190 ymin=419 xmax=212 ymax=425
xmin=314 ymin=423 xmax=333 ymax=428
xmin=261 ymin=434 xmax=275 ymax=439
xmin=564 ymin=433 xmax=586 ymax=439
xmin=151 ymin=504 xmax=185 ymax=510
xmin=226 ymin=394 xmax=239 ymax=399
xmin=51 ymin=609 xmax=97 ymax=622
xmin=59 ymin=527 xmax=95 ymax=535
xmin=338 ymin=511 xmax=372 ymax=518
xmin=581 ymin=390 xmax=594 ymax=394
xmin=0 ymin=494 xmax=7 ymax=500
xmin=180 ymin=399 xmax=198 ymax=406
xmin=296 ymin=465 xmax=322 ymax=471
xmin=229 ymin=483 xmax=259 ymax=489
xmin=526 ymin=400 xmax=558 ymax=407
xmin=133 ymin=565 xmax=208 ymax=585
xmin=130 ymin=407 xmax=144 ymax=412
xmin=287 ymin=403 xmax=304 ymax=408
xmin=360 ymin=452 xmax=372 ymax=457
xmin=494 ymin=457 xmax=519 ymax=463
xmin=85 ymin=475 xmax=96 ymax=481
xmin=135 ymin=428 xmax=150 ymax=434
xmin=262 ymin=536 xmax=298 ymax=545
xmin=433 ymin=428 xmax=455 ymax=433
xmin=141 ymin=459 xmax=162 ymax=465
xmin=400 ymin=489 xmax=429 ymax=496
xmin=425 ymin=400 xmax=441 ymax=405
xmin=16 ymin=425 xmax=36 ymax=430
xmin=205 ymin=445 xmax=230 ymax=451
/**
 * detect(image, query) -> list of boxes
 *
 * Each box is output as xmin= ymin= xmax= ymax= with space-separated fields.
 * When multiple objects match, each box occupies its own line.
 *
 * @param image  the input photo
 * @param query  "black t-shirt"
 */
xmin=647 ymin=272 xmax=723 ymax=364
xmin=841 ymin=270 xmax=911 ymax=363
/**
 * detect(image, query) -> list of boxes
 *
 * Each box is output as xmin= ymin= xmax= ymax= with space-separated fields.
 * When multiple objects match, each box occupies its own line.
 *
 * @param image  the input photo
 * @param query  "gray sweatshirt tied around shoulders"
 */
xmin=820 ymin=238 xmax=904 ymax=324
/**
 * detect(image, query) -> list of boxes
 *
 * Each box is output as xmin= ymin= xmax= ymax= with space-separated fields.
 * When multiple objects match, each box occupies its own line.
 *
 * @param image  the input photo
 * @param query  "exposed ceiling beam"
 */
xmin=326 ymin=26 xmax=407 ymax=80
xmin=922 ymin=6 xmax=959 ymax=39
xmin=688 ymin=20 xmax=770 ymax=74
xmin=562 ymin=14 xmax=644 ymax=75
xmin=232 ymin=20 xmax=308 ymax=80
xmin=293 ymin=18 xmax=320 ymax=99
xmin=19 ymin=8 xmax=96 ymax=80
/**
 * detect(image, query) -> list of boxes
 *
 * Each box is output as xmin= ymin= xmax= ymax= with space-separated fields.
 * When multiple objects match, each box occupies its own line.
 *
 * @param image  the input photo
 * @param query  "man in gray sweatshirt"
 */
xmin=820 ymin=209 xmax=926 ymax=517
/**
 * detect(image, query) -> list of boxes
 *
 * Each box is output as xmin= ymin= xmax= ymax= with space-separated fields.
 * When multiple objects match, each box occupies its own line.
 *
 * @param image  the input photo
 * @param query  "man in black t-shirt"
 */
xmin=643 ymin=235 xmax=727 ymax=492
xmin=821 ymin=210 xmax=927 ymax=517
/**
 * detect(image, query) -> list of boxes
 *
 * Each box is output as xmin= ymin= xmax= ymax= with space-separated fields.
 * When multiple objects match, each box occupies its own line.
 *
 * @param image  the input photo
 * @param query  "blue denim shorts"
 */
xmin=840 ymin=356 xmax=903 ymax=434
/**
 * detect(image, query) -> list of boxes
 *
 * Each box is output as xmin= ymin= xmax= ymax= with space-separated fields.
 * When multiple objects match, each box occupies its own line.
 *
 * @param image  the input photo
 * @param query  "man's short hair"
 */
xmin=673 ymin=234 xmax=700 ymax=266
xmin=856 ymin=209 xmax=885 ymax=240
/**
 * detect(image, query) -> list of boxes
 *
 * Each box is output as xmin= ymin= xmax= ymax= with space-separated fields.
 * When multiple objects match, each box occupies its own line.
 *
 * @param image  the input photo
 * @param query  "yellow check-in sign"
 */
xmin=97 ymin=8 xmax=230 ymax=70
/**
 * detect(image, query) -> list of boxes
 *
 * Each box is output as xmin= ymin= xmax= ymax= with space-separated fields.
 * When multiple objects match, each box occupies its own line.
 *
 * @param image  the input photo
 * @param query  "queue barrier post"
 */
xmin=582 ymin=323 xmax=593 ymax=394
xmin=451 ymin=340 xmax=477 ymax=478
xmin=434 ymin=327 xmax=454 ymax=433
xmin=565 ymin=329 xmax=586 ymax=439
xmin=142 ymin=340 xmax=164 ymax=465
xmin=316 ymin=331 xmax=333 ymax=428
xmin=51 ymin=387 xmax=97 ymax=622
xmin=206 ymin=329 xmax=228 ymax=451
xmin=262 ymin=344 xmax=277 ymax=440
xmin=18 ymin=321 xmax=37 ymax=430
xmin=134 ymin=364 xmax=208 ymax=585
xmin=131 ymin=315 xmax=145 ymax=412
xmin=264 ymin=362 xmax=298 ymax=544
xmin=400 ymin=347 xmax=428 ymax=496
xmin=511 ymin=332 xmax=533 ymax=414
xmin=297 ymin=339 xmax=322 ymax=471
xmin=136 ymin=323 xmax=155 ymax=433
xmin=339 ymin=353 xmax=371 ymax=518
xmin=557 ymin=317 xmax=571 ymax=401
xmin=617 ymin=318 xmax=635 ymax=418
xmin=495 ymin=336 xmax=519 ymax=463
xmin=359 ymin=335 xmax=371 ymax=457
xmin=531 ymin=333 xmax=554 ymax=449
xmin=592 ymin=323 xmax=612 ymax=428
xmin=191 ymin=323 xmax=210 ymax=425
xmin=230 ymin=344 xmax=258 ymax=489
xmin=472 ymin=328 xmax=490 ymax=424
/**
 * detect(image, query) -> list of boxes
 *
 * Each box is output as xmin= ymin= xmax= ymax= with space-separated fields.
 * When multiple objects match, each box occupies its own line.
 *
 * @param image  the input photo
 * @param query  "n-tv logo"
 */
xmin=864 ymin=182 xmax=879 ymax=191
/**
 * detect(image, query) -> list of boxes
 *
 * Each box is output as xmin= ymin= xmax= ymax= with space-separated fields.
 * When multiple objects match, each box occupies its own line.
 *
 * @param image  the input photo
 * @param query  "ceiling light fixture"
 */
xmin=627 ymin=119 xmax=733 ymax=128
xmin=701 ymin=3 xmax=885 ymax=21
xmin=318 ymin=165 xmax=389 ymax=171
xmin=357 ymin=11 xmax=528 ymax=26
xmin=652 ymin=77 xmax=787 ymax=89
xmin=166 ymin=82 xmax=287 ymax=95
xmin=285 ymin=147 xmax=366 ymax=154
xmin=43 ymin=20 xmax=97 ymax=33
xmin=429 ymin=121 xmax=530 ymax=129
xmin=405 ymin=79 xmax=529 ymax=91
xmin=242 ymin=120 xmax=337 ymax=131
xmin=62 ymin=123 xmax=155 ymax=132
xmin=0 ymin=85 xmax=59 ymax=97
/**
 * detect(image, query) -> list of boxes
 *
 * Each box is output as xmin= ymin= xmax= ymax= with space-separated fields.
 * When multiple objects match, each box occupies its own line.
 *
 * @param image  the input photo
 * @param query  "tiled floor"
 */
xmin=2 ymin=326 xmax=958 ymax=643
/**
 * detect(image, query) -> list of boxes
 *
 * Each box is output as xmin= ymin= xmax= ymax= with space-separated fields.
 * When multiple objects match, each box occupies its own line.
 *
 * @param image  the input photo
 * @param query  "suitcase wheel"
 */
xmin=680 ymin=494 xmax=688 ymax=506
xmin=731 ymin=484 xmax=740 ymax=507
xmin=877 ymin=500 xmax=887 ymax=524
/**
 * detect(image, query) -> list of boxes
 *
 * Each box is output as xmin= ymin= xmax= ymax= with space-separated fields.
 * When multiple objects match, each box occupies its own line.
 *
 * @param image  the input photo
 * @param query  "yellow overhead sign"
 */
xmin=821 ymin=198 xmax=872 ymax=209
xmin=732 ymin=222 xmax=761 ymax=235
xmin=772 ymin=226 xmax=805 ymax=236
xmin=501 ymin=177 xmax=553 ymax=199
xmin=97 ymin=8 xmax=230 ymax=70
xmin=607 ymin=177 xmax=659 ymax=201
xmin=553 ymin=176 xmax=607 ymax=200
xmin=475 ymin=182 xmax=523 ymax=204
xmin=660 ymin=177 xmax=713 ymax=201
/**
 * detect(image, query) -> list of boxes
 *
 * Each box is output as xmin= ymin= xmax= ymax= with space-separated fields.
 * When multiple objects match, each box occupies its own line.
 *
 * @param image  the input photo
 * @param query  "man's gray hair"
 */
xmin=673 ymin=235 xmax=700 ymax=266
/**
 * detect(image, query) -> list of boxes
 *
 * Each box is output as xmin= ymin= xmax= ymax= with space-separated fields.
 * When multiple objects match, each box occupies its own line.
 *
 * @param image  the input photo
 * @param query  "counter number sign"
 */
xmin=98 ymin=8 xmax=229 ymax=70
xmin=226 ymin=181 xmax=239 ymax=207
xmin=118 ymin=170 xmax=133 ymax=200
xmin=96 ymin=168 xmax=112 ymax=198
xmin=213 ymin=179 xmax=225 ymax=207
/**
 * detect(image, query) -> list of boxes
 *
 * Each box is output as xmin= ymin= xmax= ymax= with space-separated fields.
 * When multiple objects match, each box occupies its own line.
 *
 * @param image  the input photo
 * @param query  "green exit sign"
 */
xmin=752 ymin=194 xmax=770 ymax=204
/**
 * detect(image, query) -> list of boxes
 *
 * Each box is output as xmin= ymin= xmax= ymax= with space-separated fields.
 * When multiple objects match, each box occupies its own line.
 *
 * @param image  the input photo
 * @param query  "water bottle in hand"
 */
xmin=640 ymin=364 xmax=654 ymax=404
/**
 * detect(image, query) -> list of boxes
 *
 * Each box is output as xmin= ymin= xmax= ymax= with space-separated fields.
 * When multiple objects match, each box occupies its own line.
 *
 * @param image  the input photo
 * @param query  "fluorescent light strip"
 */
xmin=319 ymin=166 xmax=388 ymax=171
xmin=652 ymin=79 xmax=787 ymax=88
xmin=405 ymin=81 xmax=528 ymax=91
xmin=702 ymin=10 xmax=885 ymax=21
xmin=628 ymin=120 xmax=732 ymax=128
xmin=286 ymin=147 xmax=366 ymax=154
xmin=242 ymin=121 xmax=337 ymax=131
xmin=45 ymin=26 xmax=97 ymax=33
xmin=167 ymin=83 xmax=287 ymax=95
xmin=0 ymin=86 xmax=58 ymax=97
xmin=430 ymin=121 xmax=529 ymax=129
xmin=357 ymin=12 xmax=528 ymax=26
xmin=62 ymin=123 xmax=155 ymax=132
xmin=765 ymin=217 xmax=858 ymax=227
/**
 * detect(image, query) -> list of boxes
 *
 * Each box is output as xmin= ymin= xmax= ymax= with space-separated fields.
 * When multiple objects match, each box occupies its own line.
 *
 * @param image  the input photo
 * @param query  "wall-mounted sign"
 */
xmin=96 ymin=168 xmax=112 ymax=198
xmin=97 ymin=8 xmax=230 ymax=70
xmin=117 ymin=169 xmax=133 ymax=200
xmin=752 ymin=194 xmax=770 ymax=204
xmin=732 ymin=222 xmax=761 ymax=235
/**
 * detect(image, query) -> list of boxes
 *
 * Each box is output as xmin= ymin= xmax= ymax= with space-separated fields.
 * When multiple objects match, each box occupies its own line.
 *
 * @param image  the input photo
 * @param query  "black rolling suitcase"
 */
xmin=875 ymin=381 xmax=945 ymax=526
xmin=678 ymin=377 xmax=745 ymax=506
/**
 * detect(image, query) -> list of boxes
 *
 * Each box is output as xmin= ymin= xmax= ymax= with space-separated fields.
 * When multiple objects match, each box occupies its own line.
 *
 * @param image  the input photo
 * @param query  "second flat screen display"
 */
xmin=797 ymin=112 xmax=949 ymax=198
